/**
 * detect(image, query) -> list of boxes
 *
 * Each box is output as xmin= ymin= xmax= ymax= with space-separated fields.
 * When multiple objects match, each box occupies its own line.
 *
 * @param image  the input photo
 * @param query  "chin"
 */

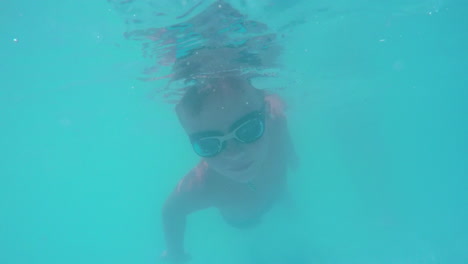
xmin=223 ymin=161 xmax=259 ymax=183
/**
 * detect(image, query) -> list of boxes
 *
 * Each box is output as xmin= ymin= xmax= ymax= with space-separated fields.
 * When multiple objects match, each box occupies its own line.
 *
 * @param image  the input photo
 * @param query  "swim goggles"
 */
xmin=189 ymin=106 xmax=265 ymax=157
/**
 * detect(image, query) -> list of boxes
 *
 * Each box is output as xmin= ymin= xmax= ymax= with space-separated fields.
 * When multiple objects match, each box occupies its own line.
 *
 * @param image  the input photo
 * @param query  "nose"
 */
xmin=221 ymin=139 xmax=246 ymax=160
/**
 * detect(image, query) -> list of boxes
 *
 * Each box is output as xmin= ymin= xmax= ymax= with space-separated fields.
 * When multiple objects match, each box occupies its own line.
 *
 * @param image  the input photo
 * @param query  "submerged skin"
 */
xmin=161 ymin=81 xmax=296 ymax=263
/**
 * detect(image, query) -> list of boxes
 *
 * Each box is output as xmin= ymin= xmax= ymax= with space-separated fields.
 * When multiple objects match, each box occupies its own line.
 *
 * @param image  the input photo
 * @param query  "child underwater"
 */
xmin=161 ymin=76 xmax=298 ymax=263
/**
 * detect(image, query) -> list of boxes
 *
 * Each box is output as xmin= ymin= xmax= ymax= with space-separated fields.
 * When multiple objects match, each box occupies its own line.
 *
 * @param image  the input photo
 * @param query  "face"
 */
xmin=177 ymin=82 xmax=269 ymax=183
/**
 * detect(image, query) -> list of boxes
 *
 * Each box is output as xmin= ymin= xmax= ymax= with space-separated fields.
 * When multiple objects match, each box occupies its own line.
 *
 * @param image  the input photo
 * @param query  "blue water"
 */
xmin=1 ymin=0 xmax=467 ymax=263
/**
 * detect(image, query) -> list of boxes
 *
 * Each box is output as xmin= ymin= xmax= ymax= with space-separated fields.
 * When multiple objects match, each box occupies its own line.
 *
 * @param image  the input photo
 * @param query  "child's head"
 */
xmin=176 ymin=76 xmax=269 ymax=182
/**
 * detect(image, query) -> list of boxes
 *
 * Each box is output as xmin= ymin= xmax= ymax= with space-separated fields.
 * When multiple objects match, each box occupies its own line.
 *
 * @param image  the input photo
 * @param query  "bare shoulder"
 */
xmin=263 ymin=93 xmax=298 ymax=170
xmin=175 ymin=161 xmax=210 ymax=194
xmin=264 ymin=92 xmax=287 ymax=120
xmin=165 ymin=161 xmax=214 ymax=214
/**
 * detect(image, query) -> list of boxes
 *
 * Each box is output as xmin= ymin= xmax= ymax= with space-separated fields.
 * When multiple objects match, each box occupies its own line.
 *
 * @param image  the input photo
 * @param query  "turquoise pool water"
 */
xmin=1 ymin=0 xmax=466 ymax=263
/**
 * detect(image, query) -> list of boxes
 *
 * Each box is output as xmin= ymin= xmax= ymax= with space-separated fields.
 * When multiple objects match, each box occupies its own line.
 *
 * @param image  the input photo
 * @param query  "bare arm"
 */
xmin=162 ymin=192 xmax=189 ymax=257
xmin=162 ymin=163 xmax=212 ymax=260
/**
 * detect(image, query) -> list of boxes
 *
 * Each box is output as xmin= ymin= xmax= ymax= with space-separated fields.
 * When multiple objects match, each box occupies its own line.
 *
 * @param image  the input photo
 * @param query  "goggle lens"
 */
xmin=235 ymin=118 xmax=264 ymax=143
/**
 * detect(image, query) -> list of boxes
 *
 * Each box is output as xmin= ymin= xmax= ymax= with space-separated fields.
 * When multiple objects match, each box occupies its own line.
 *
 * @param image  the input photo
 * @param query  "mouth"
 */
xmin=229 ymin=160 xmax=254 ymax=172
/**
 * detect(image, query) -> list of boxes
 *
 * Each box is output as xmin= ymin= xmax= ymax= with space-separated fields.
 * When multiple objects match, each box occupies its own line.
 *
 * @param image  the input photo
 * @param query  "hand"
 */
xmin=160 ymin=250 xmax=191 ymax=263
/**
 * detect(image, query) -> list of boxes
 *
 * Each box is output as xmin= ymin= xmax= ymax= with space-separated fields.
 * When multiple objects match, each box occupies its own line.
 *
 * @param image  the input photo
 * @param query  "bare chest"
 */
xmin=210 ymin=159 xmax=287 ymax=221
